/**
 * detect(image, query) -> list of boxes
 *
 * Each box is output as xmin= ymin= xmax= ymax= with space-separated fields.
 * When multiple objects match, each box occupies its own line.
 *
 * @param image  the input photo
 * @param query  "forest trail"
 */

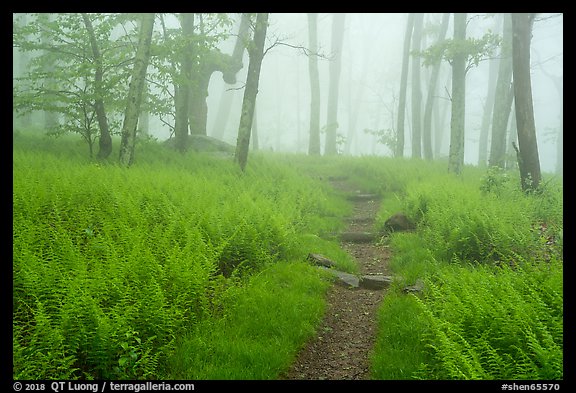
xmin=281 ymin=179 xmax=392 ymax=380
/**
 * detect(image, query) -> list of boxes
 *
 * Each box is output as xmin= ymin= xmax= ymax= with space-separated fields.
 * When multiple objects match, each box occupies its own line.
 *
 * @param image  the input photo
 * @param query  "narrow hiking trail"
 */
xmin=281 ymin=179 xmax=393 ymax=380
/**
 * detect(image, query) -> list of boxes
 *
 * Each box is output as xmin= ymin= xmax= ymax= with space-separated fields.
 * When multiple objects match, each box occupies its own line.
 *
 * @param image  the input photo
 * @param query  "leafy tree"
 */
xmin=149 ymin=13 xmax=236 ymax=147
xmin=13 ymin=13 xmax=136 ymax=158
xmin=420 ymin=13 xmax=500 ymax=174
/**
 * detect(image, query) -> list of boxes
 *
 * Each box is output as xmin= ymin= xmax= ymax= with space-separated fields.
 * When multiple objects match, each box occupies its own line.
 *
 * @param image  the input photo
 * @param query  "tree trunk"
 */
xmin=423 ymin=13 xmax=450 ymax=161
xmin=411 ymin=13 xmax=424 ymax=159
xmin=448 ymin=13 xmax=467 ymax=175
xmin=139 ymin=107 xmax=149 ymax=136
xmin=15 ymin=13 xmax=32 ymax=128
xmin=190 ymin=49 xmax=243 ymax=137
xmin=502 ymin=81 xmax=515 ymax=168
xmin=511 ymin=13 xmax=541 ymax=192
xmin=307 ymin=13 xmax=321 ymax=155
xmin=324 ymin=13 xmax=346 ymax=155
xmin=174 ymin=13 xmax=194 ymax=152
xmin=39 ymin=13 xmax=59 ymax=131
xmin=234 ymin=13 xmax=268 ymax=171
xmin=396 ymin=13 xmax=415 ymax=158
xmin=488 ymin=13 xmax=514 ymax=168
xmin=81 ymin=13 xmax=113 ymax=159
xmin=119 ymin=13 xmax=155 ymax=167
xmin=251 ymin=102 xmax=259 ymax=151
xmin=189 ymin=69 xmax=210 ymax=136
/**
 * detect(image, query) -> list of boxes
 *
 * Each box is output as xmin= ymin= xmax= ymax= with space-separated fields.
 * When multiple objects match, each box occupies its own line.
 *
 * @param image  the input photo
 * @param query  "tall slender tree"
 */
xmin=307 ymin=13 xmax=321 ymax=155
xmin=448 ymin=13 xmax=467 ymax=175
xmin=324 ymin=13 xmax=345 ymax=155
xmin=38 ymin=13 xmax=59 ymax=131
xmin=488 ymin=13 xmax=514 ymax=168
xmin=411 ymin=13 xmax=424 ymax=158
xmin=511 ymin=13 xmax=541 ymax=192
xmin=422 ymin=13 xmax=450 ymax=161
xmin=477 ymin=14 xmax=501 ymax=167
xmin=396 ymin=13 xmax=415 ymax=158
xmin=119 ymin=13 xmax=155 ymax=167
xmin=234 ymin=13 xmax=268 ymax=171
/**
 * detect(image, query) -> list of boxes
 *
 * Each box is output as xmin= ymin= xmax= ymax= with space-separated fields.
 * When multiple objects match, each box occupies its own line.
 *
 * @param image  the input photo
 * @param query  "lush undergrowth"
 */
xmin=13 ymin=132 xmax=563 ymax=380
xmin=369 ymin=162 xmax=563 ymax=380
xmin=13 ymin=133 xmax=349 ymax=379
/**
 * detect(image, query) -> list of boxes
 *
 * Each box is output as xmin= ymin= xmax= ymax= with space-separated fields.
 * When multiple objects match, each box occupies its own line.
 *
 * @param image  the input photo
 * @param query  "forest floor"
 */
xmin=280 ymin=179 xmax=392 ymax=380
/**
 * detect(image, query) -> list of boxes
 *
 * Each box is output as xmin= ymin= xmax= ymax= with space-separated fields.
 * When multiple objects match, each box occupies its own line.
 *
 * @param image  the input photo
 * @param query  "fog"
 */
xmin=14 ymin=13 xmax=562 ymax=173
xmin=191 ymin=13 xmax=560 ymax=173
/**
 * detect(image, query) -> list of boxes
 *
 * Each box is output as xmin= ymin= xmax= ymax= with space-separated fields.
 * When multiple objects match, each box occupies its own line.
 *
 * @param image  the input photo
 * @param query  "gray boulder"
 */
xmin=384 ymin=212 xmax=416 ymax=232
xmin=164 ymin=134 xmax=235 ymax=153
xmin=359 ymin=275 xmax=394 ymax=290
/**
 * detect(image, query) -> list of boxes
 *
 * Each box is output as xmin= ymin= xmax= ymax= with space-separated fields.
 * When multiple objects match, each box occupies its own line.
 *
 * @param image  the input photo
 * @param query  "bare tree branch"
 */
xmin=263 ymin=38 xmax=333 ymax=60
xmin=444 ymin=85 xmax=452 ymax=101
xmin=226 ymin=83 xmax=246 ymax=92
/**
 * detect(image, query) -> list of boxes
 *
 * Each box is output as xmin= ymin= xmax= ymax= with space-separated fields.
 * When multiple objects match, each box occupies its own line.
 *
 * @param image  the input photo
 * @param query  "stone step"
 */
xmin=331 ymin=270 xmax=360 ymax=288
xmin=360 ymin=274 xmax=394 ymax=290
xmin=307 ymin=253 xmax=337 ymax=269
xmin=339 ymin=232 xmax=377 ymax=243
xmin=317 ymin=267 xmax=394 ymax=291
xmin=346 ymin=193 xmax=380 ymax=202
xmin=343 ymin=216 xmax=374 ymax=223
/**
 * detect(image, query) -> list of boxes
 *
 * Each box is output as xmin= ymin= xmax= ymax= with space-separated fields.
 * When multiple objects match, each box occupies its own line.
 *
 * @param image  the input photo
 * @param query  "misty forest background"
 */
xmin=13 ymin=13 xmax=563 ymax=380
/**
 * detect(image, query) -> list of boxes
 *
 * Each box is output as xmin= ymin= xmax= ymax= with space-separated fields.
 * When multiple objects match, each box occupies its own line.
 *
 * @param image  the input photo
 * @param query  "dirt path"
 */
xmin=281 ymin=180 xmax=392 ymax=380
